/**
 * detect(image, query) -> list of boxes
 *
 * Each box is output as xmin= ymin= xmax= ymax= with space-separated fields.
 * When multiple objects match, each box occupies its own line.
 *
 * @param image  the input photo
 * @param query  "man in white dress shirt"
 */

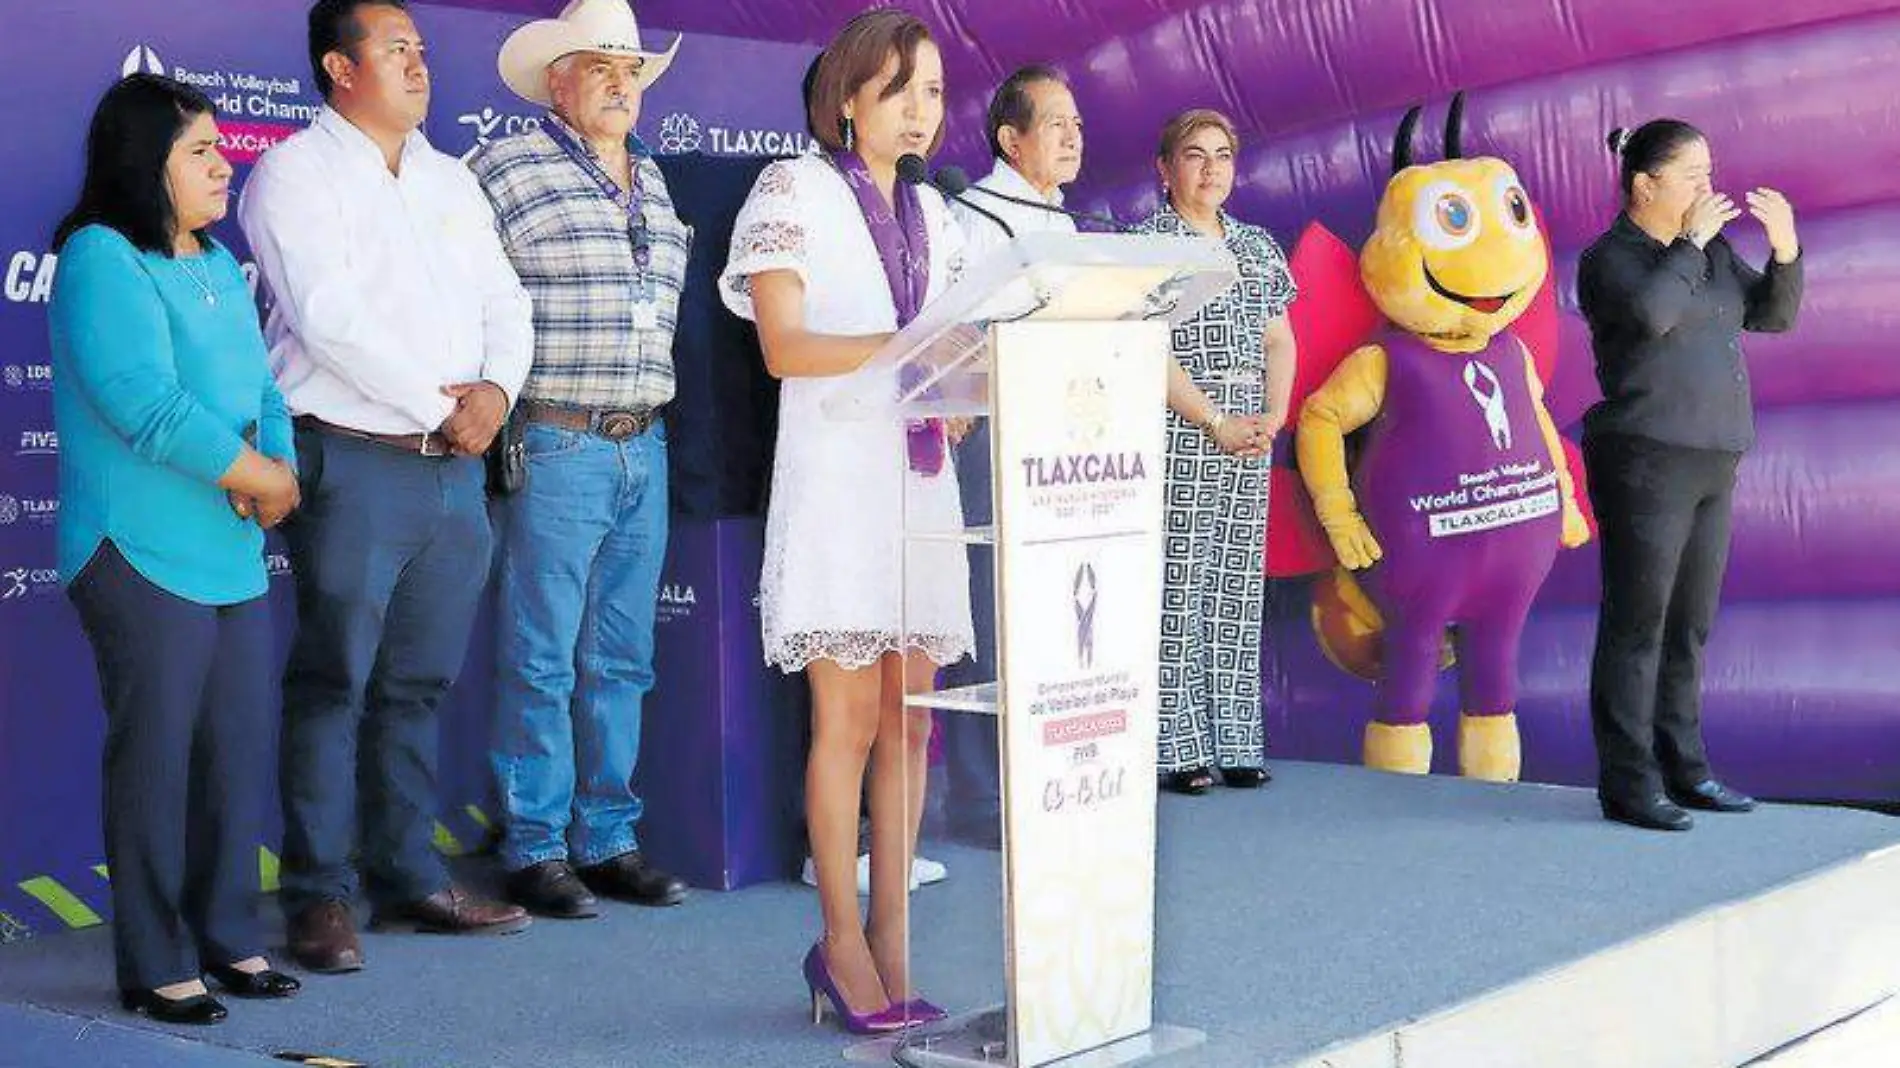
xmin=939 ymin=66 xmax=1085 ymax=849
xmin=237 ymin=0 xmax=535 ymax=973
xmin=951 ymin=65 xmax=1084 ymax=264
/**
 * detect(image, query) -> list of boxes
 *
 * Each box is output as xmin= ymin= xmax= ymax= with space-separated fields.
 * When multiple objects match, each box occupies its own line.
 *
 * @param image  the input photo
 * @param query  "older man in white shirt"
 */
xmin=938 ymin=66 xmax=1086 ymax=850
xmin=237 ymin=0 xmax=534 ymax=974
xmin=952 ymin=65 xmax=1084 ymax=264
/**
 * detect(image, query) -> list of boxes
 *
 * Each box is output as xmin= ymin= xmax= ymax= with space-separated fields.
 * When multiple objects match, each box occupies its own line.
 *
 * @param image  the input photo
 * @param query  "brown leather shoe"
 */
xmin=370 ymin=884 xmax=532 ymax=935
xmin=288 ymin=900 xmax=365 ymax=973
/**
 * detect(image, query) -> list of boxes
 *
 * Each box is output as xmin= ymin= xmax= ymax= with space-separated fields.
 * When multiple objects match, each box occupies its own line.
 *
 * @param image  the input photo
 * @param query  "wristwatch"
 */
xmin=1203 ymin=410 xmax=1227 ymax=439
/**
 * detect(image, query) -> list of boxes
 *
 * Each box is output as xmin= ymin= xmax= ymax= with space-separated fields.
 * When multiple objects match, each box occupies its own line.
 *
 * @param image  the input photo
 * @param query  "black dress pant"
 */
xmin=938 ymin=422 xmax=1001 ymax=847
xmin=1583 ymin=434 xmax=1740 ymax=804
xmin=68 ymin=541 xmax=272 ymax=991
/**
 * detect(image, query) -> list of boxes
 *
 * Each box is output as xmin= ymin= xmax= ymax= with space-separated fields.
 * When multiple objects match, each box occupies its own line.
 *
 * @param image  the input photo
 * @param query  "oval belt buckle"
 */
xmin=599 ymin=411 xmax=640 ymax=440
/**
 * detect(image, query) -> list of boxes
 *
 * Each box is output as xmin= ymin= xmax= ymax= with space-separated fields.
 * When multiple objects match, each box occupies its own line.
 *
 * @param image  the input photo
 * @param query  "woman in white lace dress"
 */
xmin=719 ymin=10 xmax=970 ymax=1035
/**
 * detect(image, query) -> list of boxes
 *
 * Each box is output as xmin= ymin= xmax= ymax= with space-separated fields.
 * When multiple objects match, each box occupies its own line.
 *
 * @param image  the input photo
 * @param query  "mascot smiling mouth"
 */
xmin=1423 ymin=263 xmax=1513 ymax=315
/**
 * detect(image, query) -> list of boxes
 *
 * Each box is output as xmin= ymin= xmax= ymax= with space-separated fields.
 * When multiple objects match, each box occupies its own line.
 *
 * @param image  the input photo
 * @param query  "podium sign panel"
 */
xmin=837 ymin=232 xmax=1225 ymax=1068
xmin=993 ymin=320 xmax=1169 ymax=1066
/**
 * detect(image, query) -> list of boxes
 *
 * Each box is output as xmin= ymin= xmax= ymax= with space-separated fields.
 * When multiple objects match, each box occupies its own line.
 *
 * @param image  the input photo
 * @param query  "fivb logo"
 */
xmin=122 ymin=45 xmax=166 ymax=79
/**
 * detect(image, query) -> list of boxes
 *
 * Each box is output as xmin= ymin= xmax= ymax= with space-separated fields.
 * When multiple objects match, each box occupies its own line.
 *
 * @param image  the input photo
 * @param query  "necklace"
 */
xmin=177 ymin=255 xmax=217 ymax=306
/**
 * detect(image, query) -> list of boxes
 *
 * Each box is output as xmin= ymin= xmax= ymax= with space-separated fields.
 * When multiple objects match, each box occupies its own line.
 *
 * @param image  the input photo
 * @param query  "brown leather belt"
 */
xmin=295 ymin=415 xmax=454 ymax=457
xmin=518 ymin=400 xmax=662 ymax=441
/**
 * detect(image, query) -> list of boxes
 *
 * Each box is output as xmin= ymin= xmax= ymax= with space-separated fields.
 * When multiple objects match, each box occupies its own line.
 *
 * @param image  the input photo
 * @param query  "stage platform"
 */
xmin=4 ymin=761 xmax=1899 ymax=1068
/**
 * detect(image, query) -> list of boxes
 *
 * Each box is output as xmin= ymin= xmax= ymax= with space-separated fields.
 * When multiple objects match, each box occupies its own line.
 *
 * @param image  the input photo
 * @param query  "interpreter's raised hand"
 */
xmin=1746 ymin=187 xmax=1799 ymax=260
xmin=1681 ymin=191 xmax=1741 ymax=249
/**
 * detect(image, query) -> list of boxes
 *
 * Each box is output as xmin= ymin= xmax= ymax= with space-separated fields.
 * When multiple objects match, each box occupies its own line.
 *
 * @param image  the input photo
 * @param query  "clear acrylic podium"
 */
xmin=822 ymin=231 xmax=1236 ymax=1068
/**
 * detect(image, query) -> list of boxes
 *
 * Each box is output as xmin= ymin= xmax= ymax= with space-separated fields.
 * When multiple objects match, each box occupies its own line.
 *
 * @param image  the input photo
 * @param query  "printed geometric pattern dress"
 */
xmin=1130 ymin=205 xmax=1297 ymax=773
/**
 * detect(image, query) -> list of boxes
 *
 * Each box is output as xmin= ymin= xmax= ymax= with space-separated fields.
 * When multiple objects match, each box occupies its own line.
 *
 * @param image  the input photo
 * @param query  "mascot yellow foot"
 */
xmin=1458 ymin=712 xmax=1522 ymax=783
xmin=1364 ymin=722 xmax=1433 ymax=775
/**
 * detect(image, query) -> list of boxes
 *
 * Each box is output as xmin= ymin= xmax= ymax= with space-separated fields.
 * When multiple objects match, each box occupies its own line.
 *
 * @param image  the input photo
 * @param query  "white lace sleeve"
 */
xmin=720 ymin=160 xmax=810 ymax=322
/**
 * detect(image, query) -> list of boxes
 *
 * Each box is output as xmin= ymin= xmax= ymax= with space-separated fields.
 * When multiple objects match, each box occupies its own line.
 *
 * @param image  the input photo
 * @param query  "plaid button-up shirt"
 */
xmin=469 ymin=118 xmax=690 ymax=412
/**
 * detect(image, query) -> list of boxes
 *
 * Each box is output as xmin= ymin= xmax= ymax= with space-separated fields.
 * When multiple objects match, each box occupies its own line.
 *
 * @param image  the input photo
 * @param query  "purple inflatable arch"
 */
xmin=476 ymin=0 xmax=1900 ymax=801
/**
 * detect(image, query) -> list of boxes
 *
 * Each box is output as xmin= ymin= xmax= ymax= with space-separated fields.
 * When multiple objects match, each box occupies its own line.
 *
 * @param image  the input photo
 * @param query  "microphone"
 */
xmin=962 ymin=178 xmax=1124 ymax=232
xmin=896 ymin=152 xmax=931 ymax=187
xmin=901 ymin=156 xmax=1016 ymax=240
xmin=931 ymin=163 xmax=973 ymax=195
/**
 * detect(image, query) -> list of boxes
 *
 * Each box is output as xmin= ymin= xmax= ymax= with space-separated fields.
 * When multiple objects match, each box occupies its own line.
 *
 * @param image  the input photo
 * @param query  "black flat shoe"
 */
xmin=1220 ymin=767 xmax=1272 ymax=789
xmin=1159 ymin=768 xmax=1215 ymax=796
xmin=1667 ymin=780 xmax=1756 ymax=813
xmin=1600 ymin=794 xmax=1694 ymax=832
xmin=120 ymin=988 xmax=228 ymax=1024
xmin=206 ymin=964 xmax=301 ymax=998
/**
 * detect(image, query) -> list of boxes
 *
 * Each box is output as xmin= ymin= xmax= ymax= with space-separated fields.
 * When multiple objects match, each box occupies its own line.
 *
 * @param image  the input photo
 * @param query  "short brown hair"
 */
xmin=1158 ymin=108 xmax=1239 ymax=160
xmin=808 ymin=9 xmax=944 ymax=156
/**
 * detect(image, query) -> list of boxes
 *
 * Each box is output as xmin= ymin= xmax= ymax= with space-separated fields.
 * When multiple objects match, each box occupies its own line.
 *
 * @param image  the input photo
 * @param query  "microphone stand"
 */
xmin=913 ymin=161 xmax=1017 ymax=240
xmin=962 ymin=182 xmax=1123 ymax=232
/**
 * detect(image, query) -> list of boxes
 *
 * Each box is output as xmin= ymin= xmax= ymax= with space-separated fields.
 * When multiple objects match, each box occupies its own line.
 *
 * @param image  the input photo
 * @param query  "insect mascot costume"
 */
xmin=1291 ymin=94 xmax=1591 ymax=781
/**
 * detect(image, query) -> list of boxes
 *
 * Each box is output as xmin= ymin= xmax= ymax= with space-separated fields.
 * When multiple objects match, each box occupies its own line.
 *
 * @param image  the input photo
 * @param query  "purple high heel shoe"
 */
xmin=894 ymin=997 xmax=949 ymax=1024
xmin=803 ymin=942 xmax=915 ymax=1036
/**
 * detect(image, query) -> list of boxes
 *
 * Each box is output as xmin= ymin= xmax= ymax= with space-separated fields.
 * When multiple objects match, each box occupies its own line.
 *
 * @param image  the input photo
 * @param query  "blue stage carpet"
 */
xmin=3 ymin=761 xmax=1897 ymax=1067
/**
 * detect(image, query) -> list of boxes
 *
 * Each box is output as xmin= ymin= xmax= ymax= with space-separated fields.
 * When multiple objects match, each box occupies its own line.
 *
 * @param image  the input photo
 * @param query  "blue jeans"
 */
xmin=493 ymin=421 xmax=669 ymax=871
xmin=279 ymin=427 xmax=492 ymax=913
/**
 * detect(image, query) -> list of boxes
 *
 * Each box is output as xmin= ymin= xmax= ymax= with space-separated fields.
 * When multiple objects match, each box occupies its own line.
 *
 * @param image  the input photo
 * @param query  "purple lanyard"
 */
xmin=545 ymin=115 xmax=652 ymax=277
xmin=830 ymin=150 xmax=943 ymax=477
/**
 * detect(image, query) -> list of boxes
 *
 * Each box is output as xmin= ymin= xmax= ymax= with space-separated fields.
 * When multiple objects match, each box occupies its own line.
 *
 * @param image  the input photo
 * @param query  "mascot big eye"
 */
xmin=1282 ymin=94 xmax=1592 ymax=781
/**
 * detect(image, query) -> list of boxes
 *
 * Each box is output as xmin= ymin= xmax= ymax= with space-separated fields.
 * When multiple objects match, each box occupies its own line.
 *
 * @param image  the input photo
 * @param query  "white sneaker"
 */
xmin=800 ymin=854 xmax=948 ymax=894
xmin=912 ymin=855 xmax=948 ymax=886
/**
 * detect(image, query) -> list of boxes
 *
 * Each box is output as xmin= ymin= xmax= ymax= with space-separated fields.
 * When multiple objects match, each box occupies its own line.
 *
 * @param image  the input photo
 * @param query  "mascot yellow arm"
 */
xmin=1296 ymin=344 xmax=1389 ymax=570
xmin=1521 ymin=343 xmax=1591 ymax=549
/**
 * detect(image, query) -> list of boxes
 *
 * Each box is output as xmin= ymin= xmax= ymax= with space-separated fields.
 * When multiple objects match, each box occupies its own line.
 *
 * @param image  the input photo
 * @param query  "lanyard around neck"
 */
xmin=545 ymin=116 xmax=653 ymax=275
xmin=546 ymin=116 xmax=642 ymax=215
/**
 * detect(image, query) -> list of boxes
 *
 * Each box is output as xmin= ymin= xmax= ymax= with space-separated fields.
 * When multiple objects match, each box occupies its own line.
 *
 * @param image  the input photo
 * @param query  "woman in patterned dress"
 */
xmin=719 ymin=10 xmax=969 ymax=1035
xmin=1131 ymin=109 xmax=1300 ymax=796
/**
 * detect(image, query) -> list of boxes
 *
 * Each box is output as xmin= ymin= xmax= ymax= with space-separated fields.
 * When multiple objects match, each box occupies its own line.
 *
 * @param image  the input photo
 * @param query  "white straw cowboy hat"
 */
xmin=498 ymin=0 xmax=681 ymax=106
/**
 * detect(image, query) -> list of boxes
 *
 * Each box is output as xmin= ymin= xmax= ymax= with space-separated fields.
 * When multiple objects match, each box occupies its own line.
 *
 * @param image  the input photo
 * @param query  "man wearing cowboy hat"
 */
xmin=469 ymin=0 xmax=691 ymax=919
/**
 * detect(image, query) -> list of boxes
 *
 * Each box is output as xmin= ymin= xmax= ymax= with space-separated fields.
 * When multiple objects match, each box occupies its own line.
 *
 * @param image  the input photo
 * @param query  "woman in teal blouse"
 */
xmin=50 ymin=73 xmax=303 ymax=1024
